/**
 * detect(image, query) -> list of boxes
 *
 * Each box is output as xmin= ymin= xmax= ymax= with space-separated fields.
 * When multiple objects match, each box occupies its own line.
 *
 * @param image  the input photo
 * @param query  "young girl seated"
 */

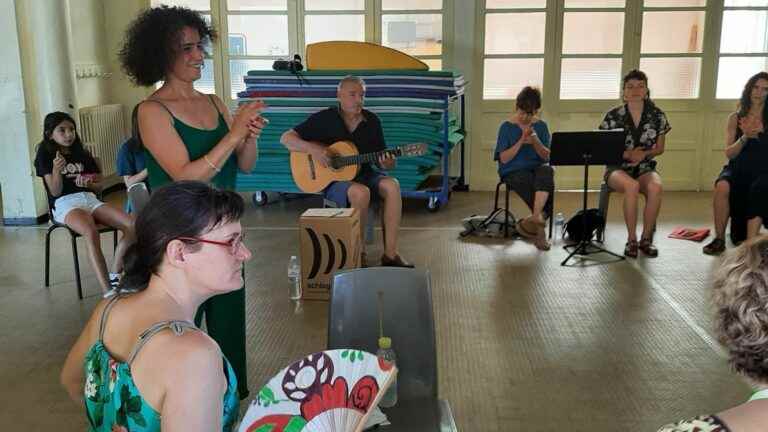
xmin=34 ymin=111 xmax=135 ymax=297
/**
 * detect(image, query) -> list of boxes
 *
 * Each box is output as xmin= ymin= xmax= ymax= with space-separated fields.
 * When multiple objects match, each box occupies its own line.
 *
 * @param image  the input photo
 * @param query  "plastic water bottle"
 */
xmin=287 ymin=256 xmax=301 ymax=300
xmin=376 ymin=337 xmax=397 ymax=408
xmin=554 ymin=212 xmax=565 ymax=240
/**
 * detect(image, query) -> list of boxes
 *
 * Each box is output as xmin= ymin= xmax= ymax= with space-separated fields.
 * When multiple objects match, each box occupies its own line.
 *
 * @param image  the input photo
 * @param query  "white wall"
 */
xmin=0 ymin=0 xmax=40 ymax=222
xmin=68 ymin=0 xmax=112 ymax=108
xmin=103 ymin=0 xmax=152 ymax=128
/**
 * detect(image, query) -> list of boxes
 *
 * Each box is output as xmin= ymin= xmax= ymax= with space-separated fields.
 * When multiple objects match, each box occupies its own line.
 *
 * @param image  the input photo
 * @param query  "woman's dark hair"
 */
xmin=36 ymin=111 xmax=89 ymax=157
xmin=128 ymin=104 xmax=142 ymax=152
xmin=120 ymin=181 xmax=244 ymax=291
xmin=737 ymin=71 xmax=768 ymax=125
xmin=622 ymin=69 xmax=654 ymax=104
xmin=119 ymin=5 xmax=216 ymax=87
xmin=515 ymin=86 xmax=542 ymax=113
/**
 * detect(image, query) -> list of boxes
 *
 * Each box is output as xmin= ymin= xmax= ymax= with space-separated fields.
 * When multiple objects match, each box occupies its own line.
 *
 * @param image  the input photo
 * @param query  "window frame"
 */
xmin=714 ymin=1 xmax=768 ymax=100
xmin=558 ymin=2 xmax=629 ymax=103
xmin=479 ymin=0 xmax=739 ymax=111
xmin=220 ymin=3 xmax=294 ymax=101
xmin=379 ymin=3 xmax=445 ymax=68
xmin=481 ymin=4 xmax=549 ymax=101
xmin=183 ymin=0 xmax=451 ymax=103
xmin=301 ymin=0 xmax=370 ymax=50
xmin=638 ymin=2 xmax=708 ymax=100
xmin=480 ymin=1 xmax=635 ymax=110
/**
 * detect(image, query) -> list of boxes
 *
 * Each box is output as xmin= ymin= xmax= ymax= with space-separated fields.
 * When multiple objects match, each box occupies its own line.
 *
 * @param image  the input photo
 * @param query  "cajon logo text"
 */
xmin=304 ymin=228 xmax=349 ymax=279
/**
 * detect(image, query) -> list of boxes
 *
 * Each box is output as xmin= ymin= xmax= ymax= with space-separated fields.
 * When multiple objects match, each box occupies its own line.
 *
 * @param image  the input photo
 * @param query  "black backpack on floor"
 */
xmin=564 ymin=208 xmax=605 ymax=242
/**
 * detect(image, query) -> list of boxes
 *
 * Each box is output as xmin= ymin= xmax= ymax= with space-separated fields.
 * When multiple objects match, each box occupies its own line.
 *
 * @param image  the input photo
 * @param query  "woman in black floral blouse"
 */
xmin=598 ymin=70 xmax=671 ymax=258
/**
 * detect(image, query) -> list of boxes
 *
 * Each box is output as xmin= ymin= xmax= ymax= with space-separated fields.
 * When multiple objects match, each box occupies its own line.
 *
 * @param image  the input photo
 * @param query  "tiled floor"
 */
xmin=0 ymin=190 xmax=751 ymax=430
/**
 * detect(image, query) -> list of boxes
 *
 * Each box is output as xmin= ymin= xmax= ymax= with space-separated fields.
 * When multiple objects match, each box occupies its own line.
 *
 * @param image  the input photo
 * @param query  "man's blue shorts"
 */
xmin=324 ymin=169 xmax=387 ymax=207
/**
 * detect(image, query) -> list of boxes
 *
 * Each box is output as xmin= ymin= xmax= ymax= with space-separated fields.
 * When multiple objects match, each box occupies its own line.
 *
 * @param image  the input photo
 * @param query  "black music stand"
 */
xmin=550 ymin=131 xmax=626 ymax=266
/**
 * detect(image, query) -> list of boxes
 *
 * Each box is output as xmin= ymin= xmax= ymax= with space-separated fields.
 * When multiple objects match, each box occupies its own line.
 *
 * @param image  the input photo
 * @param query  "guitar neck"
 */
xmin=335 ymin=148 xmax=403 ymax=168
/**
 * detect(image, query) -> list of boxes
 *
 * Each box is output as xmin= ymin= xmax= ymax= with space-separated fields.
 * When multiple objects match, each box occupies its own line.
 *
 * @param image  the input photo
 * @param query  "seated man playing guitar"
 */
xmin=280 ymin=75 xmax=413 ymax=268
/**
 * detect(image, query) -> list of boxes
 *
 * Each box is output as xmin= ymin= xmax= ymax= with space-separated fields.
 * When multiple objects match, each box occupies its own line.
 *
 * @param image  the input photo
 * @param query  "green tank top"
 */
xmin=144 ymin=98 xmax=237 ymax=190
xmin=83 ymin=295 xmax=239 ymax=431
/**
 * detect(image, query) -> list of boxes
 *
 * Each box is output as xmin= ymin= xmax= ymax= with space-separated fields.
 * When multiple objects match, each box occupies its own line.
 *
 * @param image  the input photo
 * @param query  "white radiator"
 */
xmin=78 ymin=104 xmax=127 ymax=176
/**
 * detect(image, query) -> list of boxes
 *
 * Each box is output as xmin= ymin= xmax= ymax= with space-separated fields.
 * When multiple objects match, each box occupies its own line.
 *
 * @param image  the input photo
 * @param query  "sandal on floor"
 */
xmin=703 ymin=238 xmax=726 ymax=255
xmin=624 ymin=240 xmax=639 ymax=258
xmin=639 ymin=238 xmax=658 ymax=258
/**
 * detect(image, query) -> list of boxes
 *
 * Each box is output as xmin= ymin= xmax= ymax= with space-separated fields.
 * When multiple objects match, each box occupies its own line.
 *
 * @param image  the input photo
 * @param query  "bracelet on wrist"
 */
xmin=203 ymin=155 xmax=221 ymax=173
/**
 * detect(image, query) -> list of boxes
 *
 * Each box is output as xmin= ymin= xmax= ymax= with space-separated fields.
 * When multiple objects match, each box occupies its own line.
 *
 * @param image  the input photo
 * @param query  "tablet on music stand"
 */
xmin=549 ymin=130 xmax=626 ymax=266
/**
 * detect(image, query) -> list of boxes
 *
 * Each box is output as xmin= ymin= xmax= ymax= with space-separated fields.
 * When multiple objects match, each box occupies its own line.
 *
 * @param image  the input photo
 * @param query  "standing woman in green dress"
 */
xmin=119 ymin=5 xmax=266 ymax=399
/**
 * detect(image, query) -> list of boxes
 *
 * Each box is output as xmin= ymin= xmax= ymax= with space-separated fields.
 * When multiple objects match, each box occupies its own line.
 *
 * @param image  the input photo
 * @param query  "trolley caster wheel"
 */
xmin=427 ymin=196 xmax=441 ymax=212
xmin=252 ymin=191 xmax=268 ymax=206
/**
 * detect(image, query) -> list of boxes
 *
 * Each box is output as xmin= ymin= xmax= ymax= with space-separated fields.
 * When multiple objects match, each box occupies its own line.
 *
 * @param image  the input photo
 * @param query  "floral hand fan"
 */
xmin=239 ymin=349 xmax=397 ymax=432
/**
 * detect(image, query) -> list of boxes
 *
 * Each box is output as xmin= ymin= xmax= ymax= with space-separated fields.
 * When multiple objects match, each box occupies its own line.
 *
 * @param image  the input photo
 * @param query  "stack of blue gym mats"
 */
xmin=235 ymin=69 xmax=466 ymax=194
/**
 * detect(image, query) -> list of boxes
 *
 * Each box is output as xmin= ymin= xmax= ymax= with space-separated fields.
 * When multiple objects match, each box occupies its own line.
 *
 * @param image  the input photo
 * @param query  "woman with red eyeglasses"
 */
xmin=60 ymin=181 xmax=250 ymax=431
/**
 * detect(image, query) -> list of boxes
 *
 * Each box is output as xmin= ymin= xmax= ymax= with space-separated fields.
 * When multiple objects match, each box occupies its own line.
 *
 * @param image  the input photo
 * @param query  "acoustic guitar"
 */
xmin=289 ymin=141 xmax=427 ymax=193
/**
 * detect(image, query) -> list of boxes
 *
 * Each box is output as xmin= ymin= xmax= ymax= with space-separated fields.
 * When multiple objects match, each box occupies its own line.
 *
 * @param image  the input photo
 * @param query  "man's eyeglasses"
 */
xmin=177 ymin=233 xmax=245 ymax=256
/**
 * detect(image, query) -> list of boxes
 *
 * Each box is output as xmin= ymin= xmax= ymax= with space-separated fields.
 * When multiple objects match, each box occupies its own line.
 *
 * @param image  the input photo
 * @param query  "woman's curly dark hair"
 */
xmin=119 ymin=5 xmax=216 ymax=87
xmin=713 ymin=235 xmax=768 ymax=385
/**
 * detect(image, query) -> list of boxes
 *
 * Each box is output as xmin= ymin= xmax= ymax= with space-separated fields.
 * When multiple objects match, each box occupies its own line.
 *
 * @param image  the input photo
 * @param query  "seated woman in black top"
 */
xmin=280 ymin=75 xmax=412 ymax=268
xmin=34 ymin=112 xmax=135 ymax=296
xmin=598 ymin=70 xmax=671 ymax=258
xmin=729 ymin=74 xmax=768 ymax=241
xmin=704 ymin=72 xmax=768 ymax=254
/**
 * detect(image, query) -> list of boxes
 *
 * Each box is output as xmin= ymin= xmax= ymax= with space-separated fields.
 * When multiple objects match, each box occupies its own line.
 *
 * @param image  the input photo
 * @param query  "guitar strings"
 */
xmin=334 ymin=148 xmax=405 ymax=167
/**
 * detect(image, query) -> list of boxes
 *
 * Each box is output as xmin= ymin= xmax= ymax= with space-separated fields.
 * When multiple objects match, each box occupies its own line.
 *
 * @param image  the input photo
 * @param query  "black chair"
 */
xmin=328 ymin=267 xmax=457 ymax=432
xmin=44 ymin=201 xmax=118 ymax=300
xmin=494 ymin=180 xmax=554 ymax=239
